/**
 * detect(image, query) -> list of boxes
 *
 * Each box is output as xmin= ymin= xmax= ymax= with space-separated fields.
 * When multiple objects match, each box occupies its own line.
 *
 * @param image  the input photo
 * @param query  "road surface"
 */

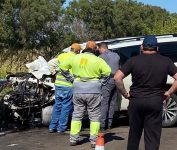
xmin=0 ymin=118 xmax=177 ymax=150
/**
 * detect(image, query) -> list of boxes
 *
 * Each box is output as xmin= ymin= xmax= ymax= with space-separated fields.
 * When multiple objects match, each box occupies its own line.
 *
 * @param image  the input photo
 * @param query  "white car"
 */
xmin=105 ymin=34 xmax=177 ymax=127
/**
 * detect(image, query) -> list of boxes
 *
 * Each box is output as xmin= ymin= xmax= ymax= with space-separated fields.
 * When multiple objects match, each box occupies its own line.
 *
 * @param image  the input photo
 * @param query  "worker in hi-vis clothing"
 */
xmin=59 ymin=41 xmax=111 ymax=148
xmin=49 ymin=43 xmax=81 ymax=133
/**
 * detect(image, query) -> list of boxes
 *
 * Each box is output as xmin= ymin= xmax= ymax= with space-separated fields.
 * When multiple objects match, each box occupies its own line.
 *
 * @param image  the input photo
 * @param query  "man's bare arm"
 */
xmin=114 ymin=70 xmax=129 ymax=99
xmin=164 ymin=73 xmax=177 ymax=99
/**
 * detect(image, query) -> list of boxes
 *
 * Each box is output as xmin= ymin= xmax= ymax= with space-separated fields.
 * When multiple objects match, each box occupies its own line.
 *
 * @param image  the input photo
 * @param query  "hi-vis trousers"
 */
xmin=70 ymin=93 xmax=101 ymax=143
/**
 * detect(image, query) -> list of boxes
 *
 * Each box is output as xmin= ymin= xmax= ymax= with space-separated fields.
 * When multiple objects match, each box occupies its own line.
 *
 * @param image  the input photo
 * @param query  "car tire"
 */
xmin=162 ymin=94 xmax=177 ymax=127
xmin=41 ymin=105 xmax=53 ymax=126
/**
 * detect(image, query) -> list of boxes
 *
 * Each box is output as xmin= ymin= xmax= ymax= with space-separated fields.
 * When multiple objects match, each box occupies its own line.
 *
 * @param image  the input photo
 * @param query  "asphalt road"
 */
xmin=0 ymin=118 xmax=177 ymax=150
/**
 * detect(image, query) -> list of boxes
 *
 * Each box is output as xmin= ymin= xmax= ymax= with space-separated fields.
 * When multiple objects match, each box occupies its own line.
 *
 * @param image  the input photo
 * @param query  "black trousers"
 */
xmin=127 ymin=96 xmax=163 ymax=150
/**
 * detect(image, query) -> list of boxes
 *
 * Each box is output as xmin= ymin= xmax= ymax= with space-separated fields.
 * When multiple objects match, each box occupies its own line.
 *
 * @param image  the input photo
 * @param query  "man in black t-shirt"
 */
xmin=114 ymin=35 xmax=177 ymax=150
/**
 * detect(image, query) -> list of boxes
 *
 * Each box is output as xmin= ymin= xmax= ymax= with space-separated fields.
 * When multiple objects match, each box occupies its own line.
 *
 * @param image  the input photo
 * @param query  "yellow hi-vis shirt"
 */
xmin=59 ymin=52 xmax=111 ymax=80
xmin=55 ymin=51 xmax=76 ymax=87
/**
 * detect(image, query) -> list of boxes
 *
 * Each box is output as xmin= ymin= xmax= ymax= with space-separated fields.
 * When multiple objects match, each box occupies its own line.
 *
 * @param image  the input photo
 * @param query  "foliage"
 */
xmin=65 ymin=0 xmax=116 ymax=40
xmin=0 ymin=0 xmax=65 ymax=55
xmin=0 ymin=84 xmax=13 ymax=98
xmin=0 ymin=0 xmax=177 ymax=74
xmin=65 ymin=0 xmax=177 ymax=40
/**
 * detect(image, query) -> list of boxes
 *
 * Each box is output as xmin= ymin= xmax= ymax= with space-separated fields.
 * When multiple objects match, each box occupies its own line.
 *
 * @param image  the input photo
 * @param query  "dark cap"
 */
xmin=142 ymin=35 xmax=158 ymax=49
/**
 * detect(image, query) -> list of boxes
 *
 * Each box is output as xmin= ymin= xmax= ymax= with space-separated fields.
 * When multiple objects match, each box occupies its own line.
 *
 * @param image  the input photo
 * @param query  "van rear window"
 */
xmin=112 ymin=41 xmax=177 ymax=66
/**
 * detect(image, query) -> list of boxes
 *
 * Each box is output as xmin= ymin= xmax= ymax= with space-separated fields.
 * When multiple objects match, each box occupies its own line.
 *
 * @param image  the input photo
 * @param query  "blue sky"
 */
xmin=136 ymin=0 xmax=177 ymax=13
xmin=65 ymin=0 xmax=177 ymax=13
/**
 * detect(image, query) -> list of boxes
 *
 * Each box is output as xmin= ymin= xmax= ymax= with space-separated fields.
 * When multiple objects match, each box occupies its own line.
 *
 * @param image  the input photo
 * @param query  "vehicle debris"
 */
xmin=0 ymin=57 xmax=56 ymax=131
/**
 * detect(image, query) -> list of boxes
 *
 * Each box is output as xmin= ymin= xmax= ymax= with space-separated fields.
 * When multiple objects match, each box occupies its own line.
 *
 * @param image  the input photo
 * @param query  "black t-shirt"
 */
xmin=120 ymin=53 xmax=177 ymax=98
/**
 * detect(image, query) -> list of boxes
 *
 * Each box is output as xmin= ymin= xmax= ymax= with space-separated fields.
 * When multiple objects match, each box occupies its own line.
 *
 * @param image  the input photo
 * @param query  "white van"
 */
xmin=104 ymin=34 xmax=177 ymax=127
xmin=5 ymin=35 xmax=176 ymax=128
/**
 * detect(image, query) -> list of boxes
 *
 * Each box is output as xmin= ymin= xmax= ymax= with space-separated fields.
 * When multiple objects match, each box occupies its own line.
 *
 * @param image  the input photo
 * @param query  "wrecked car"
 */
xmin=0 ymin=56 xmax=55 ymax=129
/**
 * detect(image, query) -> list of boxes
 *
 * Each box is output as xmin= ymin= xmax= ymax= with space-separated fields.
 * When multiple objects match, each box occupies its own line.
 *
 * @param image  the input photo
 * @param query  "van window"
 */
xmin=112 ymin=41 xmax=177 ymax=66
xmin=112 ymin=45 xmax=140 ymax=66
xmin=158 ymin=42 xmax=177 ymax=62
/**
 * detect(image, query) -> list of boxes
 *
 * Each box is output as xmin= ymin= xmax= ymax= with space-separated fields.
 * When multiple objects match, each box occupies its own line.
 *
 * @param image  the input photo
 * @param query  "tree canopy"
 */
xmin=0 ymin=0 xmax=177 ymax=74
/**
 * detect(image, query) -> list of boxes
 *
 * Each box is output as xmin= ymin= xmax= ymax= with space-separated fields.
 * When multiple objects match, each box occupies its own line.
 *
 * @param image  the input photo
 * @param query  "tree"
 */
xmin=66 ymin=0 xmax=116 ymax=40
xmin=0 ymin=0 xmax=65 ymax=55
xmin=0 ymin=0 xmax=66 ymax=74
xmin=0 ymin=0 xmax=177 ymax=75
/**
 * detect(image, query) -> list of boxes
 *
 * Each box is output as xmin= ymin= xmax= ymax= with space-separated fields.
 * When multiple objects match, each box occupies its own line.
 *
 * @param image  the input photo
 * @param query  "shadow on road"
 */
xmin=112 ymin=113 xmax=129 ymax=127
xmin=78 ymin=134 xmax=90 ymax=145
xmin=105 ymin=132 xmax=125 ymax=143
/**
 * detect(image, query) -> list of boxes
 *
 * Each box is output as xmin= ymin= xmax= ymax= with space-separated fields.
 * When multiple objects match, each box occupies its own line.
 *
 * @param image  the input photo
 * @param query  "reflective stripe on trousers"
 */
xmin=70 ymin=121 xmax=100 ymax=142
xmin=70 ymin=93 xmax=101 ymax=142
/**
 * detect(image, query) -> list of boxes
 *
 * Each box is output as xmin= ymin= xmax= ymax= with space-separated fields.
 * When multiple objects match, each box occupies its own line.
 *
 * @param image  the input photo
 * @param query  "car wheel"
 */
xmin=162 ymin=94 xmax=177 ymax=127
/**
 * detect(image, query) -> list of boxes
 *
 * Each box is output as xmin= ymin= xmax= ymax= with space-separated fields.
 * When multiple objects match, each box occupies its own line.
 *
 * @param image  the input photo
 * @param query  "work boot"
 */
xmin=91 ymin=142 xmax=96 ymax=148
xmin=49 ymin=129 xmax=57 ymax=133
xmin=57 ymin=130 xmax=66 ymax=135
xmin=108 ymin=125 xmax=112 ymax=130
xmin=100 ymin=127 xmax=105 ymax=132
xmin=70 ymin=140 xmax=79 ymax=146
